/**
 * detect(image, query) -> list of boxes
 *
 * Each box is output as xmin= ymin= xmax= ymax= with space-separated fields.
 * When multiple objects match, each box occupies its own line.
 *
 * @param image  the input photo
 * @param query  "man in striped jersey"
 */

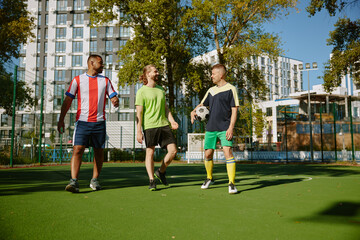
xmin=58 ymin=55 xmax=119 ymax=193
xmin=191 ymin=64 xmax=239 ymax=194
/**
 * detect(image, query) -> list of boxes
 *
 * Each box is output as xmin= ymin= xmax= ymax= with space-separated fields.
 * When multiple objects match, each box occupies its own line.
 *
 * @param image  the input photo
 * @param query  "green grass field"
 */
xmin=0 ymin=162 xmax=359 ymax=240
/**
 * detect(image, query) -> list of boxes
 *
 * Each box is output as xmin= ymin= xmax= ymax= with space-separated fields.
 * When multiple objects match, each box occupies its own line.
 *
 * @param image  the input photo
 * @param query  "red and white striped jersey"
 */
xmin=66 ymin=73 xmax=118 ymax=122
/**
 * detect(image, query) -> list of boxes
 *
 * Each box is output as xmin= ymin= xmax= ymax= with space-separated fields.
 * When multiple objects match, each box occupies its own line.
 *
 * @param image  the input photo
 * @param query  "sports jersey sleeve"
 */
xmin=230 ymin=86 xmax=240 ymax=107
xmin=106 ymin=78 xmax=118 ymax=99
xmin=135 ymin=88 xmax=144 ymax=106
xmin=65 ymin=77 xmax=78 ymax=99
xmin=200 ymin=90 xmax=211 ymax=107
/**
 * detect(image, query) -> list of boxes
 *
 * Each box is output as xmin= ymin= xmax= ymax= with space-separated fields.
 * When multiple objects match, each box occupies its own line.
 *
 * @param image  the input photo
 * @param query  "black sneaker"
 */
xmin=149 ymin=179 xmax=156 ymax=191
xmin=154 ymin=169 xmax=168 ymax=186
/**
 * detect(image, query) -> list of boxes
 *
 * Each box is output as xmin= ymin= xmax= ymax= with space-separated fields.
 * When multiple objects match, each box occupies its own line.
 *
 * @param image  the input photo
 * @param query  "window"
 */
xmin=72 ymin=41 xmax=83 ymax=52
xmin=55 ymin=70 xmax=66 ymax=81
xmin=56 ymin=28 xmax=66 ymax=38
xmin=44 ymin=42 xmax=48 ymax=53
xmin=90 ymin=28 xmax=98 ymax=38
xmin=38 ymin=15 xmax=41 ymax=26
xmin=55 ymin=41 xmax=66 ymax=53
xmin=19 ymin=57 xmax=26 ymax=68
xmin=73 ymin=14 xmax=84 ymax=24
xmin=120 ymin=26 xmax=130 ymax=37
xmin=72 ymin=55 xmax=82 ymax=67
xmin=73 ymin=0 xmax=84 ymax=10
xmin=72 ymin=70 xmax=83 ymax=79
xmin=57 ymin=0 xmax=67 ymax=10
xmin=37 ymin=56 xmax=40 ymax=68
xmin=54 ymin=84 xmax=65 ymax=97
xmin=118 ymin=113 xmax=130 ymax=121
xmin=37 ymin=29 xmax=41 ymax=39
xmin=90 ymin=40 xmax=97 ymax=52
xmin=44 ymin=56 xmax=47 ymax=67
xmin=105 ymin=55 xmax=113 ymax=65
xmin=1 ymin=115 xmax=9 ymax=126
xmin=44 ymin=28 xmax=48 ymax=39
xmin=56 ymin=14 xmax=67 ymax=25
xmin=261 ymin=57 xmax=265 ymax=65
xmin=119 ymin=83 xmax=130 ymax=94
xmin=105 ymin=40 xmax=113 ymax=52
xmin=37 ymin=42 xmax=41 ymax=53
xmin=73 ymin=27 xmax=83 ymax=38
xmin=38 ymin=1 xmax=42 ymax=11
xmin=105 ymin=26 xmax=113 ymax=37
xmin=21 ymin=114 xmax=30 ymax=126
xmin=119 ymin=97 xmax=130 ymax=109
xmin=18 ymin=70 xmax=25 ymax=82
xmin=45 ymin=14 xmax=48 ymax=25
xmin=45 ymin=0 xmax=49 ymax=11
xmin=55 ymin=56 xmax=66 ymax=67
xmin=43 ymin=70 xmax=47 ymax=80
xmin=105 ymin=69 xmax=111 ymax=78
xmin=119 ymin=39 xmax=127 ymax=47
xmin=266 ymin=107 xmax=272 ymax=116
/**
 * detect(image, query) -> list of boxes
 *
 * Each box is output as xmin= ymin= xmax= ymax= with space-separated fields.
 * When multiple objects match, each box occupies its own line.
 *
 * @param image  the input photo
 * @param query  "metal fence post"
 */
xmin=10 ymin=65 xmax=18 ymax=168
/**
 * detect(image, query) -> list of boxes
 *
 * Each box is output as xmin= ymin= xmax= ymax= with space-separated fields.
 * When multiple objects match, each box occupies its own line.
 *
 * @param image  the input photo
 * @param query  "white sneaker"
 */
xmin=201 ymin=178 xmax=214 ymax=189
xmin=228 ymin=182 xmax=238 ymax=194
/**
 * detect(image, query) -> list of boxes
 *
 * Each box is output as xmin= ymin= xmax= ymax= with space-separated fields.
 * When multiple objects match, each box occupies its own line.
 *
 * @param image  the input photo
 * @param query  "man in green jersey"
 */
xmin=136 ymin=64 xmax=178 ymax=191
xmin=191 ymin=64 xmax=239 ymax=194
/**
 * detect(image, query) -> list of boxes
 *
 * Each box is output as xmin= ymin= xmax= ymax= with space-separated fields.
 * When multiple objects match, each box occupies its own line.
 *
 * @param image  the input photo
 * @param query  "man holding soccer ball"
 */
xmin=191 ymin=64 xmax=239 ymax=194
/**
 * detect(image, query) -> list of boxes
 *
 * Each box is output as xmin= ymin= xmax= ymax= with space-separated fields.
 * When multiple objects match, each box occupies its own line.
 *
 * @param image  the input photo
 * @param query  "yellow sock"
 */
xmin=204 ymin=159 xmax=213 ymax=180
xmin=226 ymin=157 xmax=236 ymax=184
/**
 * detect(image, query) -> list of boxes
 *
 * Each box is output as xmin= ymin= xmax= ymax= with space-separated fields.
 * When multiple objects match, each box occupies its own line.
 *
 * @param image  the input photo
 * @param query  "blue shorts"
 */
xmin=73 ymin=121 xmax=106 ymax=148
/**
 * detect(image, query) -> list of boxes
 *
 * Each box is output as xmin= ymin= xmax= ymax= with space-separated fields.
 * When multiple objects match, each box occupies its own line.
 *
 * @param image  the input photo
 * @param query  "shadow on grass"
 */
xmin=296 ymin=201 xmax=360 ymax=227
xmin=0 ymin=163 xmax=359 ymax=196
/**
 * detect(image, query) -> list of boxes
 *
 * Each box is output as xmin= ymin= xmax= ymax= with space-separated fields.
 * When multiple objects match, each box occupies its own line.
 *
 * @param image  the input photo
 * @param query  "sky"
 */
xmin=263 ymin=1 xmax=360 ymax=90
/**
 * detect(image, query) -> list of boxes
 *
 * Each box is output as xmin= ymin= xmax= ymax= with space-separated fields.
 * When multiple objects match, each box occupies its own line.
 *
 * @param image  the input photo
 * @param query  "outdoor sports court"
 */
xmin=0 ymin=162 xmax=359 ymax=240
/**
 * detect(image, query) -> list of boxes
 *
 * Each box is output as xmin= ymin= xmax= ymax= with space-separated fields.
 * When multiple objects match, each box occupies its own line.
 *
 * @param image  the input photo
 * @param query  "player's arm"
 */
xmin=136 ymin=105 xmax=144 ymax=144
xmin=110 ymin=96 xmax=119 ymax=108
xmin=165 ymin=103 xmax=178 ymax=130
xmin=226 ymin=107 xmax=238 ymax=141
xmin=57 ymin=96 xmax=73 ymax=134
xmin=190 ymin=103 xmax=204 ymax=124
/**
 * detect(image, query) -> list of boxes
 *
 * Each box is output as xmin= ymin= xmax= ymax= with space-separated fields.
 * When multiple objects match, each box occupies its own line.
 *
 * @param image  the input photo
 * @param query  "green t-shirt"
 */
xmin=135 ymin=85 xmax=169 ymax=130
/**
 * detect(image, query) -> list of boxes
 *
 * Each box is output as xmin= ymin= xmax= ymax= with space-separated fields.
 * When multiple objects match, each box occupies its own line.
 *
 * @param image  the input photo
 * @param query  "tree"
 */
xmin=90 ymin=0 xmax=208 ymax=109
xmin=306 ymin=0 xmax=360 ymax=91
xmin=184 ymin=0 xmax=298 ymax=100
xmin=0 ymin=0 xmax=35 ymax=62
xmin=0 ymin=65 xmax=34 ymax=115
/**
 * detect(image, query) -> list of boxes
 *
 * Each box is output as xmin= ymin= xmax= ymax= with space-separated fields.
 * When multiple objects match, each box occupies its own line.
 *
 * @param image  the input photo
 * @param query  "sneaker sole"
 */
xmin=65 ymin=185 xmax=79 ymax=193
xmin=89 ymin=184 xmax=102 ymax=191
xmin=201 ymin=181 xmax=214 ymax=189
xmin=154 ymin=173 xmax=168 ymax=186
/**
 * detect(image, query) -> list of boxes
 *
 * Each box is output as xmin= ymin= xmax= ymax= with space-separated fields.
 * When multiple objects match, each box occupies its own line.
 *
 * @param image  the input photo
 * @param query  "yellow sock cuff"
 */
xmin=226 ymin=157 xmax=235 ymax=164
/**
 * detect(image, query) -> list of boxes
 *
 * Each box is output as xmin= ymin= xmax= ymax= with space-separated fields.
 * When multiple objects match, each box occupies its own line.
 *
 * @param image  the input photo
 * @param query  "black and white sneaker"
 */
xmin=90 ymin=178 xmax=102 ymax=191
xmin=154 ymin=169 xmax=168 ymax=186
xmin=201 ymin=178 xmax=214 ymax=189
xmin=228 ymin=182 xmax=238 ymax=194
xmin=65 ymin=178 xmax=79 ymax=193
xmin=149 ymin=179 xmax=156 ymax=191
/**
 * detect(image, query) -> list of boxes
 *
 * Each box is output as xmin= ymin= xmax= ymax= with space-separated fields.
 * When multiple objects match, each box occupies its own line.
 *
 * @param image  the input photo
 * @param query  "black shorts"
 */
xmin=143 ymin=125 xmax=176 ymax=149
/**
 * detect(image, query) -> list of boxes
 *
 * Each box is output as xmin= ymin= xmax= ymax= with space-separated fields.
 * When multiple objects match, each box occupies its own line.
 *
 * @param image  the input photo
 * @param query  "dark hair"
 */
xmin=139 ymin=64 xmax=156 ymax=85
xmin=87 ymin=54 xmax=102 ymax=64
xmin=211 ymin=63 xmax=226 ymax=72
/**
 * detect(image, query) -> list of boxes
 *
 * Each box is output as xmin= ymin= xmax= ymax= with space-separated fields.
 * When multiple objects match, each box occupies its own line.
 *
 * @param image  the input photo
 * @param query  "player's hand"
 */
xmin=111 ymin=96 xmax=119 ymax=108
xmin=57 ymin=121 xmax=65 ymax=134
xmin=190 ymin=111 xmax=197 ymax=124
xmin=226 ymin=128 xmax=233 ymax=141
xmin=136 ymin=131 xmax=143 ymax=144
xmin=170 ymin=121 xmax=179 ymax=130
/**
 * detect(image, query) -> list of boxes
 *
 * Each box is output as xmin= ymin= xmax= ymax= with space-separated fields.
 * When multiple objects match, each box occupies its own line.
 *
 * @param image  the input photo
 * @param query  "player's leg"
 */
xmin=89 ymin=121 xmax=106 ymax=191
xmin=145 ymin=146 xmax=156 ymax=190
xmin=219 ymin=131 xmax=238 ymax=194
xmin=70 ymin=145 xmax=86 ymax=179
xmin=155 ymin=126 xmax=177 ymax=185
xmin=201 ymin=131 xmax=216 ymax=189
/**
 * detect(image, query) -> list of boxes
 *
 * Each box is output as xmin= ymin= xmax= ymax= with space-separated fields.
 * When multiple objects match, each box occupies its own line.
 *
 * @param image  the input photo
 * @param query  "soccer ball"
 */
xmin=195 ymin=106 xmax=209 ymax=121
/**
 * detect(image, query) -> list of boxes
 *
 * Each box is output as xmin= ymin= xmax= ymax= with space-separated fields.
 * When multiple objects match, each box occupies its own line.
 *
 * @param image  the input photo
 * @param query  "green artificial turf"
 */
xmin=0 ymin=163 xmax=359 ymax=240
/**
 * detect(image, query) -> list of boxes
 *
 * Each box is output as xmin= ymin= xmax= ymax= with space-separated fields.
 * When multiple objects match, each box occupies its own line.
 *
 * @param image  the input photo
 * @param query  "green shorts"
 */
xmin=204 ymin=131 xmax=233 ymax=150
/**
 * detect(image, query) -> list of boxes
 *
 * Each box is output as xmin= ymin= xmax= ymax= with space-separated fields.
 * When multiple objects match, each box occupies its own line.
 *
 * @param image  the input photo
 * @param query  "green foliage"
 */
xmin=236 ymin=101 xmax=267 ymax=143
xmin=0 ymin=65 xmax=35 ymax=115
xmin=185 ymin=0 xmax=297 ymax=100
xmin=90 ymin=0 xmax=208 ymax=109
xmin=0 ymin=0 xmax=35 ymax=62
xmin=306 ymin=1 xmax=360 ymax=91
